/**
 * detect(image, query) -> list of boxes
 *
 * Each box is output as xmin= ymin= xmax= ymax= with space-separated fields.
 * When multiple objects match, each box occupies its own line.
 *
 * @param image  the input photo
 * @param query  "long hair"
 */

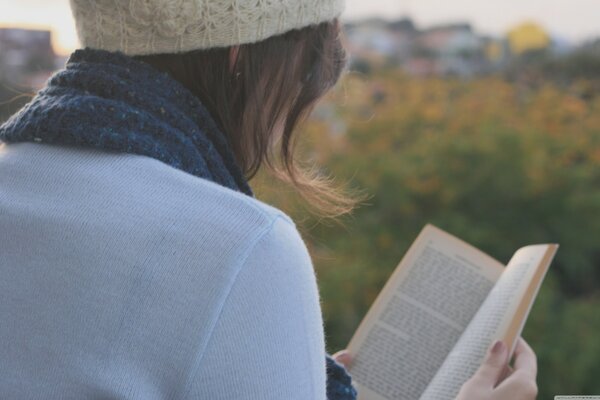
xmin=134 ymin=19 xmax=369 ymax=220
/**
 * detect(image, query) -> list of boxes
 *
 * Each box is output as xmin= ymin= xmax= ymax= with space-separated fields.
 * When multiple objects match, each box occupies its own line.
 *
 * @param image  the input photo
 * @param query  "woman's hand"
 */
xmin=333 ymin=337 xmax=537 ymax=400
xmin=332 ymin=349 xmax=353 ymax=369
xmin=456 ymin=337 xmax=538 ymax=400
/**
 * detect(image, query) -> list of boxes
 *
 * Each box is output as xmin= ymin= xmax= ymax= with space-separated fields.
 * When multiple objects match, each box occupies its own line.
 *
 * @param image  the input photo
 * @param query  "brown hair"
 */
xmin=134 ymin=19 xmax=369 ymax=220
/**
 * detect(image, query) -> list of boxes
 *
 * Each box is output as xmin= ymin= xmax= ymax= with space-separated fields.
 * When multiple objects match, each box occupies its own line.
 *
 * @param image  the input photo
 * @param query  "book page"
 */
xmin=346 ymin=225 xmax=504 ymax=400
xmin=419 ymin=244 xmax=558 ymax=400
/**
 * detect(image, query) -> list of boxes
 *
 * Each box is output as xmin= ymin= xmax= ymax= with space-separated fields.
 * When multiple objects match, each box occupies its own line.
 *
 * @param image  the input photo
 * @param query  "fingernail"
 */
xmin=491 ymin=340 xmax=506 ymax=355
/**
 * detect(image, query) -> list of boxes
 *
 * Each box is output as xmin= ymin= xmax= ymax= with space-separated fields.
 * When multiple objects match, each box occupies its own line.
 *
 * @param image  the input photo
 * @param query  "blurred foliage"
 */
xmin=505 ymin=44 xmax=600 ymax=88
xmin=254 ymin=71 xmax=600 ymax=398
xmin=507 ymin=21 xmax=551 ymax=55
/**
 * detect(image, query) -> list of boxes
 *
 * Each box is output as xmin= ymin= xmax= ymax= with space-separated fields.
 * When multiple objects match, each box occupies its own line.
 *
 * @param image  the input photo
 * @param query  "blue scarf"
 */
xmin=0 ymin=47 xmax=356 ymax=400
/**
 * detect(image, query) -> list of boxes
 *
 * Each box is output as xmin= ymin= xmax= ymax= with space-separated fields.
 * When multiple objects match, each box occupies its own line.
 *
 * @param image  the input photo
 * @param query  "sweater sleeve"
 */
xmin=186 ymin=215 xmax=327 ymax=400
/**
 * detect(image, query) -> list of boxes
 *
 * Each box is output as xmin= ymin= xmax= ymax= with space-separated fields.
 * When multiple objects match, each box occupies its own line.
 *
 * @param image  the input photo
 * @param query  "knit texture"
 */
xmin=69 ymin=0 xmax=345 ymax=55
xmin=0 ymin=48 xmax=253 ymax=197
xmin=0 ymin=47 xmax=356 ymax=400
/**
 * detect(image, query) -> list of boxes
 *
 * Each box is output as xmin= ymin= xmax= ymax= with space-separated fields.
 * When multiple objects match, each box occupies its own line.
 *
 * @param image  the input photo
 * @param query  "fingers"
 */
xmin=494 ymin=337 xmax=539 ymax=399
xmin=460 ymin=339 xmax=538 ymax=400
xmin=498 ymin=362 xmax=514 ymax=383
xmin=471 ymin=340 xmax=509 ymax=387
xmin=332 ymin=349 xmax=353 ymax=369
xmin=512 ymin=337 xmax=538 ymax=380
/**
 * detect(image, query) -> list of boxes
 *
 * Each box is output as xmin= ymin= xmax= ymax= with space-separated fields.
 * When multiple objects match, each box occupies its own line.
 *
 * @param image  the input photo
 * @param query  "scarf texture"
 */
xmin=0 ymin=47 xmax=357 ymax=400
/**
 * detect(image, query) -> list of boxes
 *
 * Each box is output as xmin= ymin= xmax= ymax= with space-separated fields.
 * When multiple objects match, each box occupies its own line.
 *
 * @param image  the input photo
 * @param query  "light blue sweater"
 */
xmin=0 ymin=141 xmax=327 ymax=399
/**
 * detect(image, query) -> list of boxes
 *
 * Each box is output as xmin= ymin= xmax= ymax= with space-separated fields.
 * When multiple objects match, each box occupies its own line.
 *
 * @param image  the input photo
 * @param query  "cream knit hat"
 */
xmin=69 ymin=0 xmax=345 ymax=56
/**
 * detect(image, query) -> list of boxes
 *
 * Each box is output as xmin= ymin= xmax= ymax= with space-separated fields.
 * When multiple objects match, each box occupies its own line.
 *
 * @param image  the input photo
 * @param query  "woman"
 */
xmin=0 ymin=0 xmax=538 ymax=399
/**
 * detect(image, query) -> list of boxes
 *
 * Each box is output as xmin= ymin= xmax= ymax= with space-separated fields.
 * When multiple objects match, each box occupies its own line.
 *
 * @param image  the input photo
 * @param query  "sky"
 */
xmin=1 ymin=0 xmax=600 ymax=55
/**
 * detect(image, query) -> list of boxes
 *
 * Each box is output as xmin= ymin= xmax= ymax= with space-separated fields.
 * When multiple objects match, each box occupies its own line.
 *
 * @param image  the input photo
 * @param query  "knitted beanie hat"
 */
xmin=69 ymin=0 xmax=346 ymax=56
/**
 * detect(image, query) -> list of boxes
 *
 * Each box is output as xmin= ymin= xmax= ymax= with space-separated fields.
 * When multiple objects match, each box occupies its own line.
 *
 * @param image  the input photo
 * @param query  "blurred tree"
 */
xmin=507 ymin=21 xmax=551 ymax=55
xmin=255 ymin=71 xmax=600 ymax=398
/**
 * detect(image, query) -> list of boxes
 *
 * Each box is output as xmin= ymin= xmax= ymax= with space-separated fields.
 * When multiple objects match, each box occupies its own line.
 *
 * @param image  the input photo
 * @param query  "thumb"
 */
xmin=471 ymin=340 xmax=509 ymax=388
xmin=332 ymin=349 xmax=353 ymax=369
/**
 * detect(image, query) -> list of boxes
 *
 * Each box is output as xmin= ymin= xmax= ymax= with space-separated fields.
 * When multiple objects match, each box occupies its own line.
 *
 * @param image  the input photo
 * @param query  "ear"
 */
xmin=229 ymin=45 xmax=240 ymax=74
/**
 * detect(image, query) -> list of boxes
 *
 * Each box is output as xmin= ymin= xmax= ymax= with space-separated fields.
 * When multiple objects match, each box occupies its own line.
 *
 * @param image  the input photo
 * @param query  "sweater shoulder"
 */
xmin=0 ymin=141 xmax=316 ymax=397
xmin=0 ymin=141 xmax=295 ymax=234
xmin=187 ymin=214 xmax=325 ymax=400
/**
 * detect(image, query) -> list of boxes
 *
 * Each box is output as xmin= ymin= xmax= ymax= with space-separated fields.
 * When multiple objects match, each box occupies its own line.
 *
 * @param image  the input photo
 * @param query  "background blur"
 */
xmin=1 ymin=1 xmax=599 ymax=398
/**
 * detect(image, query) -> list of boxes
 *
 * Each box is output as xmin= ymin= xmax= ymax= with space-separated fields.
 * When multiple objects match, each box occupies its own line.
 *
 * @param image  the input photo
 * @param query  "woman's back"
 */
xmin=0 ymin=142 xmax=327 ymax=399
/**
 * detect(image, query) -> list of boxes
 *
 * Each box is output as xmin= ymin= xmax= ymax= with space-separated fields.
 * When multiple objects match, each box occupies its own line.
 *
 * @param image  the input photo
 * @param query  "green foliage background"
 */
xmin=255 ymin=72 xmax=600 ymax=398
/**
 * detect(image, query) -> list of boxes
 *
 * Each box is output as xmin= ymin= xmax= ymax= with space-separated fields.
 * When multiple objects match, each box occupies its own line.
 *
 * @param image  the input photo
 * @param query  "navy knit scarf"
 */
xmin=0 ymin=47 xmax=356 ymax=400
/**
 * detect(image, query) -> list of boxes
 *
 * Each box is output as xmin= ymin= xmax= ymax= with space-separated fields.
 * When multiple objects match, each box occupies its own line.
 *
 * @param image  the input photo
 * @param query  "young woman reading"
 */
xmin=0 ymin=1 xmax=537 ymax=399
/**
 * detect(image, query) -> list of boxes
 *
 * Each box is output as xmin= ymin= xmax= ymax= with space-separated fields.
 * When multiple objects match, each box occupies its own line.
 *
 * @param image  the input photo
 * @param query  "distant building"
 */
xmin=343 ymin=19 xmax=501 ymax=77
xmin=343 ymin=17 xmax=417 ymax=68
xmin=339 ymin=17 xmax=598 ymax=78
xmin=412 ymin=23 xmax=487 ymax=77
xmin=0 ymin=27 xmax=56 ymax=87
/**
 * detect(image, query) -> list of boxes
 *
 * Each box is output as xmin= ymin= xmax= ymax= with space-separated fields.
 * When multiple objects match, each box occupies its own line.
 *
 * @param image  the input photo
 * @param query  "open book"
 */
xmin=346 ymin=224 xmax=558 ymax=400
